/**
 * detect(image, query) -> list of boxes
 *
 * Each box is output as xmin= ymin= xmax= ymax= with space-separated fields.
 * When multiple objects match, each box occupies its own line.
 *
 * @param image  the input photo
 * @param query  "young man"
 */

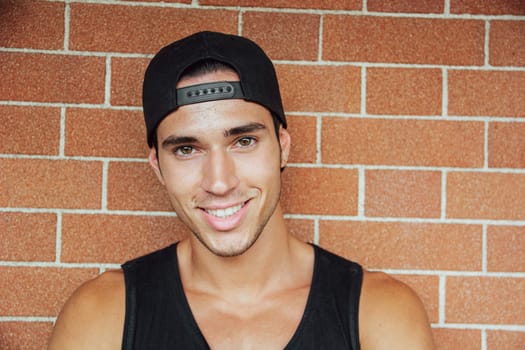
xmin=48 ymin=31 xmax=435 ymax=349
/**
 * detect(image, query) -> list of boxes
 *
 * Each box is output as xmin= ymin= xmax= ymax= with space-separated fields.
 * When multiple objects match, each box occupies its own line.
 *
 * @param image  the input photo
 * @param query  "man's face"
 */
xmin=149 ymin=70 xmax=290 ymax=257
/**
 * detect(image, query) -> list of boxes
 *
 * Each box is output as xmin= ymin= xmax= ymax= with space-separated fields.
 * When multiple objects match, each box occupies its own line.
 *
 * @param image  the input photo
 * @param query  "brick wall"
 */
xmin=1 ymin=0 xmax=524 ymax=349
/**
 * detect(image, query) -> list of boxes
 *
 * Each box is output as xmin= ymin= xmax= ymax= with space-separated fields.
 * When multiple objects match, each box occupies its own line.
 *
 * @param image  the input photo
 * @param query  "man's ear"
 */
xmin=279 ymin=127 xmax=291 ymax=169
xmin=148 ymin=148 xmax=166 ymax=186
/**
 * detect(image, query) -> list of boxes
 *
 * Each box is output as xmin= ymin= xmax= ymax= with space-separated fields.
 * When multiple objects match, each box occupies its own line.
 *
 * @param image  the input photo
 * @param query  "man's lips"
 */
xmin=199 ymin=200 xmax=251 ymax=231
xmin=203 ymin=202 xmax=245 ymax=218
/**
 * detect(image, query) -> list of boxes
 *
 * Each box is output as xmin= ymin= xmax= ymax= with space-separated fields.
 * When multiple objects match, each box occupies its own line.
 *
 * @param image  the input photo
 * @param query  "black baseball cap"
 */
xmin=142 ymin=31 xmax=287 ymax=147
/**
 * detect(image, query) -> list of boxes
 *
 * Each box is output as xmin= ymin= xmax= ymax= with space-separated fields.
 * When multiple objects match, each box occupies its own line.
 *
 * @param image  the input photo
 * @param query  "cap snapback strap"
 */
xmin=176 ymin=81 xmax=244 ymax=106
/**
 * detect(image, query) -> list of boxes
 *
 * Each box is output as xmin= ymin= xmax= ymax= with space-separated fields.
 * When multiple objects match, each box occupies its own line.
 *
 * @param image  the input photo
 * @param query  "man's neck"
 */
xmin=177 ymin=209 xmax=312 ymax=303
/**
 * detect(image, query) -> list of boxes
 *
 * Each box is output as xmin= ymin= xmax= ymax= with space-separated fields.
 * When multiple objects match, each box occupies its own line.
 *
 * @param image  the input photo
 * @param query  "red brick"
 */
xmin=0 ymin=267 xmax=97 ymax=316
xmin=321 ymin=118 xmax=484 ymax=167
xmin=287 ymin=115 xmax=317 ymax=164
xmin=367 ymin=68 xmax=442 ymax=115
xmin=281 ymin=167 xmax=358 ymax=215
xmin=490 ymin=21 xmax=525 ymax=67
xmin=286 ymin=219 xmax=314 ymax=243
xmin=125 ymin=0 xmax=191 ymax=2
xmin=489 ymin=122 xmax=525 ymax=168
xmin=0 ymin=0 xmax=64 ymax=50
xmin=111 ymin=57 xmax=149 ymax=107
xmin=367 ymin=0 xmax=444 ymax=13
xmin=394 ymin=274 xmax=439 ymax=323
xmin=365 ymin=170 xmax=442 ymax=218
xmin=276 ymin=65 xmax=361 ymax=113
xmin=448 ymin=70 xmax=525 ymax=117
xmin=0 ymin=52 xmax=105 ymax=104
xmin=0 ymin=213 xmax=56 ymax=262
xmin=451 ymin=0 xmax=525 ymax=15
xmin=200 ymin=0 xmax=360 ymax=10
xmin=242 ymin=12 xmax=320 ymax=61
xmin=487 ymin=226 xmax=525 ymax=272
xmin=69 ymin=4 xmax=238 ymax=53
xmin=65 ymin=108 xmax=148 ymax=158
xmin=319 ymin=221 xmax=482 ymax=270
xmin=0 ymin=322 xmax=53 ymax=350
xmin=323 ymin=16 xmax=485 ymax=65
xmin=61 ymin=214 xmax=188 ymax=263
xmin=0 ymin=106 xmax=61 ymax=155
xmin=107 ymin=162 xmax=172 ymax=212
xmin=0 ymin=159 xmax=102 ymax=209
xmin=432 ymin=328 xmax=481 ymax=350
xmin=447 ymin=172 xmax=525 ymax=220
xmin=446 ymin=276 xmax=525 ymax=324
xmin=487 ymin=331 xmax=525 ymax=350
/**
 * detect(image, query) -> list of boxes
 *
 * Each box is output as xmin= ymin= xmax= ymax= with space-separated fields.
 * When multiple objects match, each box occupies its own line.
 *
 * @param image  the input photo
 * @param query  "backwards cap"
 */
xmin=142 ymin=31 xmax=287 ymax=147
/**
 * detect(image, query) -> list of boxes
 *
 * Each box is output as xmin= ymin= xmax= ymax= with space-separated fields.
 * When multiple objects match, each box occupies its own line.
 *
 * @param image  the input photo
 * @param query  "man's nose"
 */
xmin=201 ymin=149 xmax=240 ymax=196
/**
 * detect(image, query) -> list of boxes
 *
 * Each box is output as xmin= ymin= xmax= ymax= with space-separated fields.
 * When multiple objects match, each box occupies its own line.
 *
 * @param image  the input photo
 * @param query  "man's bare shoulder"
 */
xmin=359 ymin=270 xmax=435 ymax=350
xmin=48 ymin=269 xmax=125 ymax=350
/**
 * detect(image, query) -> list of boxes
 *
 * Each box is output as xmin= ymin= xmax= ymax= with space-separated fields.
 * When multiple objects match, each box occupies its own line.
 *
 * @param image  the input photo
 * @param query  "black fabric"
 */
xmin=121 ymin=243 xmax=363 ymax=349
xmin=142 ymin=31 xmax=287 ymax=147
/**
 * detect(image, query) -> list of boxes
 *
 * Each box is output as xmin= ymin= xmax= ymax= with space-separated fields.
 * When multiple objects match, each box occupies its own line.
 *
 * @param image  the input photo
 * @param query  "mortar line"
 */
xmin=59 ymin=107 xmax=67 ymax=157
xmin=63 ymin=0 xmax=71 ymax=51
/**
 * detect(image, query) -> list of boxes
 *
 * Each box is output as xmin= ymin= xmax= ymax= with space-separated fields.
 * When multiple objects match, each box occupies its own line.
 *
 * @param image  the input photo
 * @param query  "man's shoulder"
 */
xmin=359 ymin=271 xmax=435 ymax=349
xmin=48 ymin=270 xmax=125 ymax=349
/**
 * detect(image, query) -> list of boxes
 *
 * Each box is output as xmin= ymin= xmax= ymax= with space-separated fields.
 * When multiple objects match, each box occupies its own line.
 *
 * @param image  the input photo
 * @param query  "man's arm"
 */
xmin=359 ymin=271 xmax=435 ymax=350
xmin=47 ymin=270 xmax=125 ymax=350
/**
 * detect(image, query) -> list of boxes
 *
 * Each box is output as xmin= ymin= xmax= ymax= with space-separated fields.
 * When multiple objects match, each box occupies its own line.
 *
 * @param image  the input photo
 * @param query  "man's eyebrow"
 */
xmin=224 ymin=122 xmax=267 ymax=137
xmin=161 ymin=135 xmax=198 ymax=149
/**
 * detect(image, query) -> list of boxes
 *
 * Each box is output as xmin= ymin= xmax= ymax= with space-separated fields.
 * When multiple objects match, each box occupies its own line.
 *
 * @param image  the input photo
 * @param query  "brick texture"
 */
xmin=2 ymin=2 xmax=524 ymax=349
xmin=69 ymin=4 xmax=238 ymax=54
xmin=0 ymin=213 xmax=56 ymax=262
xmin=323 ymin=16 xmax=485 ymax=65
xmin=432 ymin=328 xmax=481 ymax=350
xmin=276 ymin=65 xmax=361 ymax=113
xmin=0 ymin=0 xmax=64 ymax=50
xmin=447 ymin=172 xmax=525 ymax=220
xmin=489 ymin=122 xmax=525 ymax=168
xmin=287 ymin=115 xmax=318 ymax=164
xmin=446 ymin=277 xmax=525 ymax=324
xmin=448 ymin=70 xmax=525 ymax=117
xmin=0 ymin=267 xmax=97 ymax=316
xmin=319 ymin=221 xmax=482 ymax=270
xmin=487 ymin=226 xmax=525 ymax=272
xmin=367 ymin=0 xmax=444 ymax=13
xmin=110 ymin=57 xmax=150 ymax=107
xmin=1 ymin=106 xmax=61 ymax=155
xmin=242 ymin=12 xmax=320 ymax=61
xmin=490 ymin=21 xmax=525 ymax=67
xmin=367 ymin=68 xmax=442 ymax=115
xmin=0 ymin=322 xmax=53 ymax=350
xmin=61 ymin=214 xmax=188 ymax=263
xmin=107 ymin=162 xmax=172 ymax=212
xmin=0 ymin=52 xmax=105 ymax=104
xmin=487 ymin=331 xmax=525 ymax=350
xmin=65 ymin=108 xmax=147 ymax=158
xmin=365 ymin=170 xmax=442 ymax=218
xmin=0 ymin=159 xmax=102 ymax=209
xmin=281 ymin=168 xmax=358 ymax=215
xmin=321 ymin=118 xmax=484 ymax=167
xmin=451 ymin=0 xmax=525 ymax=15
xmin=199 ymin=0 xmax=361 ymax=10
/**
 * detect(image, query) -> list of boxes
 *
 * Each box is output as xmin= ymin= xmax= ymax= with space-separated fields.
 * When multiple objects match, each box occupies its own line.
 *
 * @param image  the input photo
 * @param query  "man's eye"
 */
xmin=175 ymin=145 xmax=195 ymax=156
xmin=237 ymin=137 xmax=256 ymax=147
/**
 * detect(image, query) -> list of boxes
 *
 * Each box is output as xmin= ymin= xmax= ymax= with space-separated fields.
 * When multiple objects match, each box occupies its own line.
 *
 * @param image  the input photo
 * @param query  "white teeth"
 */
xmin=205 ymin=203 xmax=243 ymax=218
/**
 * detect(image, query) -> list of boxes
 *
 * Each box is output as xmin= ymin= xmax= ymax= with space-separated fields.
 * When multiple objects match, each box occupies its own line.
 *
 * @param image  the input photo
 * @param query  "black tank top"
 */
xmin=121 ymin=243 xmax=362 ymax=349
